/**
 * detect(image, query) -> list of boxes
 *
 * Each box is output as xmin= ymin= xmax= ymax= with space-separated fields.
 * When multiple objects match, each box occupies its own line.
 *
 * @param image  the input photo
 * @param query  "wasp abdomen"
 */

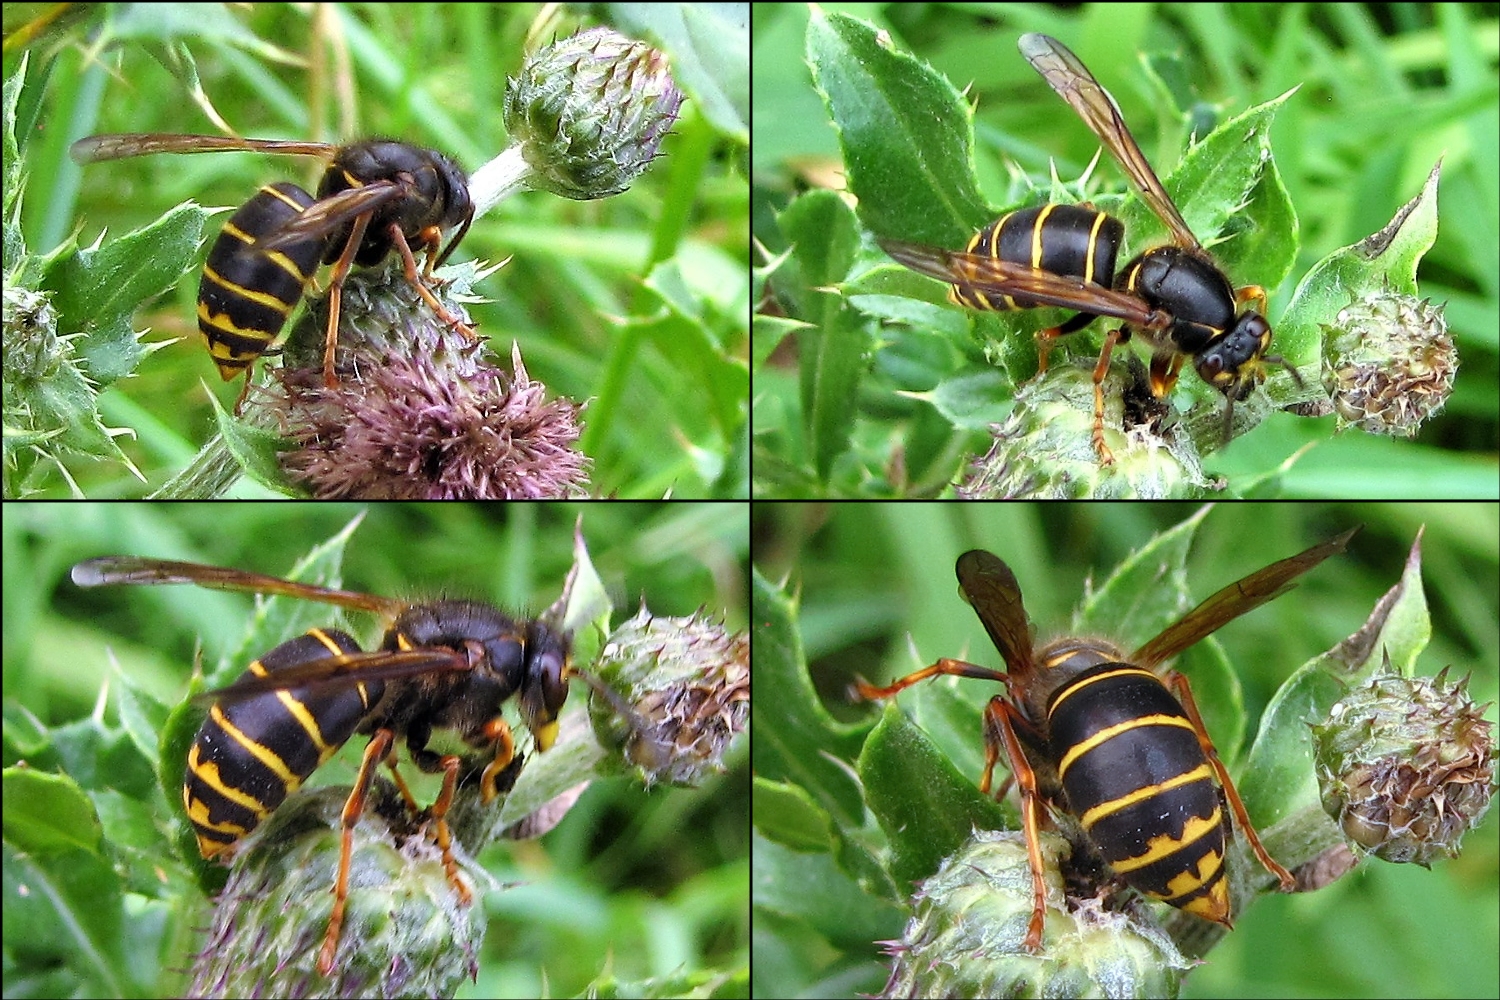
xmin=182 ymin=627 xmax=382 ymax=859
xmin=953 ymin=204 xmax=1123 ymax=312
xmin=1046 ymin=664 xmax=1230 ymax=922
xmin=197 ymin=181 xmax=323 ymax=380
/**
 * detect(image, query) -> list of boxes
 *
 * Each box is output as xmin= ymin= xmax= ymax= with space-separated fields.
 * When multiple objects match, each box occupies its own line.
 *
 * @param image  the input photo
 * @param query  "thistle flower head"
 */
xmin=3 ymin=284 xmax=63 ymax=382
xmin=957 ymin=363 xmax=1217 ymax=499
xmin=187 ymin=784 xmax=489 ymax=998
xmin=880 ymin=830 xmax=1191 ymax=999
xmin=1322 ymin=292 xmax=1456 ymax=437
xmin=260 ymin=263 xmax=590 ymax=498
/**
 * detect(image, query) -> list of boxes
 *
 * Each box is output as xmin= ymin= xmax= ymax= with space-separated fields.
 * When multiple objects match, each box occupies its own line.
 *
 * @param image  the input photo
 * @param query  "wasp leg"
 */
xmin=1032 ymin=311 xmax=1097 ymax=378
xmin=423 ymin=753 xmax=472 ymax=908
xmin=321 ymin=212 xmax=371 ymax=389
xmin=387 ymin=225 xmax=481 ymax=345
xmin=320 ymin=726 xmax=395 ymax=975
xmin=1088 ymin=327 xmax=1129 ymax=466
xmin=1163 ymin=670 xmax=1295 ymax=894
xmin=401 ymin=736 xmax=477 ymax=907
xmin=478 ymin=716 xmax=517 ymax=802
xmin=232 ymin=371 xmax=255 ymax=416
xmin=383 ymin=754 xmax=422 ymax=815
xmin=983 ymin=695 xmax=1052 ymax=953
xmin=1235 ymin=284 xmax=1269 ymax=317
xmin=1147 ymin=349 xmax=1186 ymax=398
xmin=851 ymin=658 xmax=1009 ymax=703
xmin=416 ymin=225 xmax=446 ymax=283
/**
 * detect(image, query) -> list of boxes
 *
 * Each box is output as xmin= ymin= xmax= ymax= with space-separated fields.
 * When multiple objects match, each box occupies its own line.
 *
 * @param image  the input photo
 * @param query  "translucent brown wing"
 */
xmin=254 ymin=182 xmax=407 ymax=250
xmin=71 ymin=556 xmax=407 ymax=617
xmin=198 ymin=648 xmax=472 ymax=706
xmin=880 ymin=237 xmax=1170 ymax=332
xmin=1131 ymin=527 xmax=1361 ymax=669
xmin=955 ymin=550 xmax=1037 ymax=677
xmin=70 ymin=133 xmax=337 ymax=164
xmin=1017 ymin=33 xmax=1202 ymax=252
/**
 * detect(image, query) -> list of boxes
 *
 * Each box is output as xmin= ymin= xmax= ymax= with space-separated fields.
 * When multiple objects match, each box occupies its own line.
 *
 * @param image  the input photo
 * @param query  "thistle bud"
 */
xmin=1322 ymin=292 xmax=1456 ymax=437
xmin=957 ymin=363 xmax=1215 ymax=499
xmin=504 ymin=27 xmax=683 ymax=201
xmin=3 ymin=284 xmax=64 ymax=382
xmin=1312 ymin=668 xmax=1496 ymax=864
xmin=586 ymin=606 xmax=749 ymax=787
xmin=880 ymin=830 xmax=1191 ymax=999
xmin=187 ymin=783 xmax=488 ymax=998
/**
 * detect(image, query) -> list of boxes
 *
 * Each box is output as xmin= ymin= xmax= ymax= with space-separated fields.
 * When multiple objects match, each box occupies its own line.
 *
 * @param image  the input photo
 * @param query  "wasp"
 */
xmin=69 ymin=134 xmax=479 ymax=403
xmin=854 ymin=526 xmax=1359 ymax=952
xmin=880 ymin=34 xmax=1297 ymax=464
xmin=70 ymin=555 xmax=570 ymax=975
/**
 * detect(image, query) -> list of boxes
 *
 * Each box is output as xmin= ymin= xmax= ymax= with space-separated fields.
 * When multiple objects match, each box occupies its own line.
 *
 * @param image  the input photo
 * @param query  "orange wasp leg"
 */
xmin=982 ymin=695 xmax=1052 ymax=953
xmin=387 ymin=224 xmax=481 ymax=346
xmin=321 ymin=212 xmax=371 ymax=388
xmin=423 ymin=753 xmax=473 ymax=909
xmin=1029 ymin=317 xmax=1129 ymax=467
xmin=851 ymin=658 xmax=1010 ymax=701
xmin=478 ymin=716 xmax=517 ymax=802
xmin=1087 ymin=327 xmax=1129 ymax=466
xmin=320 ymin=726 xmax=394 ymax=974
xmin=317 ymin=731 xmax=477 ymax=976
xmin=1236 ymin=284 xmax=1270 ymax=317
xmin=1163 ymin=670 xmax=1296 ymax=893
xmin=1032 ymin=310 xmax=1100 ymax=379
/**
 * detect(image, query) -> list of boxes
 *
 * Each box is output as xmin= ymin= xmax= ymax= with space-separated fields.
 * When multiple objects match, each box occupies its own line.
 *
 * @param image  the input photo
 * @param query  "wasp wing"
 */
xmin=955 ymin=550 xmax=1037 ymax=676
xmin=881 ymin=237 xmax=1169 ymax=331
xmin=70 ymin=133 xmax=336 ymax=164
xmin=71 ymin=556 xmax=407 ymax=616
xmin=196 ymin=648 xmax=473 ymax=706
xmin=254 ymin=182 xmax=407 ymax=250
xmin=1132 ymin=526 xmax=1361 ymax=669
xmin=1017 ymin=34 xmax=1202 ymax=252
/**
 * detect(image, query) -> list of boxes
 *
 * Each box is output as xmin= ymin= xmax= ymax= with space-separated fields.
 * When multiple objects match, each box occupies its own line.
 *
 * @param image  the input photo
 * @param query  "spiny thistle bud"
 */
xmin=260 ymin=263 xmax=590 ymax=498
xmin=1321 ymin=292 xmax=1455 ymax=437
xmin=504 ymin=27 xmax=683 ymax=200
xmin=879 ymin=830 xmax=1191 ymax=999
xmin=187 ymin=783 xmax=489 ymax=999
xmin=586 ymin=605 xmax=749 ymax=787
xmin=957 ymin=363 xmax=1215 ymax=499
xmin=3 ymin=284 xmax=64 ymax=382
xmin=1311 ymin=667 xmax=1496 ymax=865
